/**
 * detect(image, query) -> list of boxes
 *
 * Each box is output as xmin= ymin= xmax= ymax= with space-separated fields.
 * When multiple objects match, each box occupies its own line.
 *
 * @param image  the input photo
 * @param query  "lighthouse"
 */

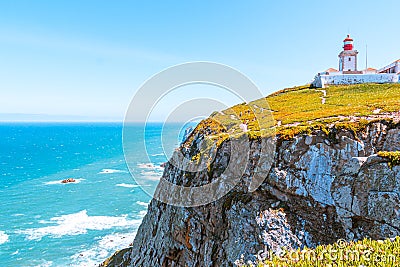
xmin=312 ymin=34 xmax=399 ymax=88
xmin=338 ymin=34 xmax=359 ymax=73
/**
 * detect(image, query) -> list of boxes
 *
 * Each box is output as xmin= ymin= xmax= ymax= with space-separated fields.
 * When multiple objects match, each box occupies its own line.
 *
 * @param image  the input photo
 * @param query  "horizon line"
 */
xmin=0 ymin=120 xmax=201 ymax=123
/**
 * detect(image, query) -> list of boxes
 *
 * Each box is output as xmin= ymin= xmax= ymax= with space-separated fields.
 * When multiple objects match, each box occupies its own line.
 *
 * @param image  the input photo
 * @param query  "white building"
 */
xmin=313 ymin=35 xmax=399 ymax=88
xmin=378 ymin=60 xmax=400 ymax=74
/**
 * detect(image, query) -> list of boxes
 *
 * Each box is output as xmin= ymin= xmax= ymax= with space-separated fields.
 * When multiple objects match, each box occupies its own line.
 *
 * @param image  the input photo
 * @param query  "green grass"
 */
xmin=206 ymin=83 xmax=400 ymax=139
xmin=238 ymin=237 xmax=400 ymax=267
xmin=182 ymin=83 xmax=400 ymax=148
xmin=267 ymin=83 xmax=400 ymax=125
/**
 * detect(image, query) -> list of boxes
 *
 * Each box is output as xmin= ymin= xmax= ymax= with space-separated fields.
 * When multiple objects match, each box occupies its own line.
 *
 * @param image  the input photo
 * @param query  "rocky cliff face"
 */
xmin=114 ymin=119 xmax=400 ymax=267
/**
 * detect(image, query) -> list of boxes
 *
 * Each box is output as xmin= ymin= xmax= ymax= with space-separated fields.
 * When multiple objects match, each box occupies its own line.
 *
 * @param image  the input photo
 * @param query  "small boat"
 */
xmin=61 ymin=178 xmax=76 ymax=184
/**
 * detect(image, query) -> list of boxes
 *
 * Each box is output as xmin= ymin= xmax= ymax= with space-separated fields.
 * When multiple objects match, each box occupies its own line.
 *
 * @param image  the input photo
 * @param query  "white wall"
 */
xmin=313 ymin=73 xmax=399 ymax=88
xmin=362 ymin=69 xmax=378 ymax=74
xmin=342 ymin=55 xmax=357 ymax=71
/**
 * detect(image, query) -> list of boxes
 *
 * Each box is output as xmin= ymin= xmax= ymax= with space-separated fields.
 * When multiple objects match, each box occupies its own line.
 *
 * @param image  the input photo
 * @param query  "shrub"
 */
xmin=237 ymin=237 xmax=400 ymax=267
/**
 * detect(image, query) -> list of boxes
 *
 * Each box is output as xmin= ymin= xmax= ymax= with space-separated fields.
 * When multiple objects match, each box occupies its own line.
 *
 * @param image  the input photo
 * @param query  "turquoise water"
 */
xmin=0 ymin=123 xmax=185 ymax=266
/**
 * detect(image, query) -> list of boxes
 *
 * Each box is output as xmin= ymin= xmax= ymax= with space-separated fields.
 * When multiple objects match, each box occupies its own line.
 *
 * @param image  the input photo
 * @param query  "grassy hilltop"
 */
xmin=189 ymin=83 xmax=400 ymax=143
xmin=266 ymin=83 xmax=400 ymax=125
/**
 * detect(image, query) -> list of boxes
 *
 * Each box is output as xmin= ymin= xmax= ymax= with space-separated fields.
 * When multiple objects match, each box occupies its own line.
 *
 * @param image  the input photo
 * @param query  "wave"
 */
xmin=44 ymin=178 xmax=84 ymax=185
xmin=0 ymin=231 xmax=9 ymax=244
xmin=151 ymin=153 xmax=164 ymax=156
xmin=16 ymin=210 xmax=138 ymax=241
xmin=141 ymin=170 xmax=162 ymax=176
xmin=140 ymin=170 xmax=162 ymax=181
xmin=70 ymin=232 xmax=137 ymax=267
xmin=99 ymin=169 xmax=128 ymax=174
xmin=137 ymin=163 xmax=164 ymax=171
xmin=33 ymin=260 xmax=53 ymax=267
xmin=136 ymin=201 xmax=149 ymax=207
xmin=116 ymin=183 xmax=140 ymax=188
xmin=138 ymin=210 xmax=147 ymax=217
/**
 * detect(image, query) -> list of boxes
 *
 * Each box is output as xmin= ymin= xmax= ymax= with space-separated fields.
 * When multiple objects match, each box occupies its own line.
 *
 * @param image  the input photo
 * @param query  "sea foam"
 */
xmin=136 ymin=201 xmax=149 ymax=207
xmin=0 ymin=231 xmax=9 ymax=244
xmin=71 ymin=232 xmax=137 ymax=267
xmin=151 ymin=153 xmax=164 ymax=156
xmin=140 ymin=170 xmax=162 ymax=181
xmin=44 ymin=178 xmax=84 ymax=185
xmin=116 ymin=183 xmax=140 ymax=188
xmin=33 ymin=260 xmax=53 ymax=267
xmin=99 ymin=169 xmax=127 ymax=174
xmin=16 ymin=210 xmax=135 ymax=241
xmin=137 ymin=163 xmax=164 ymax=171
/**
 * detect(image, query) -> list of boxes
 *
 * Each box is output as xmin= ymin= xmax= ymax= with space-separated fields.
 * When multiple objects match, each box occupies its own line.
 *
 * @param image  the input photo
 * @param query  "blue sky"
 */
xmin=0 ymin=0 xmax=399 ymax=121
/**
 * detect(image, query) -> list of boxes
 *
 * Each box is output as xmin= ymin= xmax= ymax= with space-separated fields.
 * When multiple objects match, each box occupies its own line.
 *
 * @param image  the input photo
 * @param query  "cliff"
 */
xmin=103 ymin=83 xmax=400 ymax=266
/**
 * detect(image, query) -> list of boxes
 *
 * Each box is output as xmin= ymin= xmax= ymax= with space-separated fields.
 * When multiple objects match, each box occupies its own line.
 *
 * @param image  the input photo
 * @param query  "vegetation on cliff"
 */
xmin=267 ymin=83 xmax=400 ymax=125
xmin=238 ymin=237 xmax=400 ymax=267
xmin=99 ymin=247 xmax=131 ymax=267
xmin=185 ymin=83 xmax=400 ymax=145
xmin=378 ymin=151 xmax=400 ymax=169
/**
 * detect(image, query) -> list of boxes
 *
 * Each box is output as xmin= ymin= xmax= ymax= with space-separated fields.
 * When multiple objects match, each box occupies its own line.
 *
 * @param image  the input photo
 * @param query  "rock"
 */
xmin=114 ymin=120 xmax=400 ymax=266
xmin=239 ymin=124 xmax=248 ymax=132
xmin=99 ymin=248 xmax=132 ymax=267
xmin=181 ymin=126 xmax=194 ymax=144
xmin=305 ymin=135 xmax=313 ymax=145
xmin=383 ymin=129 xmax=400 ymax=151
xmin=340 ymin=157 xmax=367 ymax=175
xmin=270 ymin=201 xmax=280 ymax=208
xmin=256 ymin=209 xmax=302 ymax=254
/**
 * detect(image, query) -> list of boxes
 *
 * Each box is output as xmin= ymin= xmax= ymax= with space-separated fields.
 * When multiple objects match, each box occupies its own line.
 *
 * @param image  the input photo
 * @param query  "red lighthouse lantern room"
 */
xmin=343 ymin=34 xmax=354 ymax=50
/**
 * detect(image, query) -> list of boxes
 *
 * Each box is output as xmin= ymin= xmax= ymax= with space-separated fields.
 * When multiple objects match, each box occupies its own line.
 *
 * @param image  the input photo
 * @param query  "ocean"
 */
xmin=0 ymin=122 xmax=188 ymax=266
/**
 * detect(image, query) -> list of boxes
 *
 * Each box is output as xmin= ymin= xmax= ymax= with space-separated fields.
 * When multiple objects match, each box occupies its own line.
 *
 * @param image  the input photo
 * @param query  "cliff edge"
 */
xmin=103 ymin=83 xmax=400 ymax=266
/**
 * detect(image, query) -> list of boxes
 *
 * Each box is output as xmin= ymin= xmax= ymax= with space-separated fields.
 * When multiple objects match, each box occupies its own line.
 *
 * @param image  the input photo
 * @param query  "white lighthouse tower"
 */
xmin=338 ymin=35 xmax=360 ymax=73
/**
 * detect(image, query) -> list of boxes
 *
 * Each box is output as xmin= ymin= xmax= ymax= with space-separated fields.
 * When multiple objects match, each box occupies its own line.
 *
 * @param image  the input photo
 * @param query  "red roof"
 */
xmin=325 ymin=68 xmax=338 ymax=73
xmin=343 ymin=34 xmax=353 ymax=42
